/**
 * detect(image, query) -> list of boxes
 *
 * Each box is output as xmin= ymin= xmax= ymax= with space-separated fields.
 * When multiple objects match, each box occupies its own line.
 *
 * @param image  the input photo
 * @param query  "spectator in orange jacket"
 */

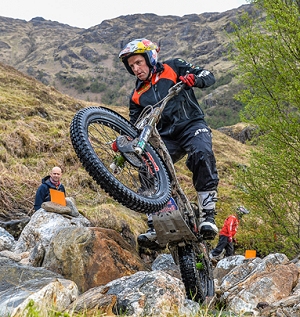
xmin=210 ymin=206 xmax=249 ymax=260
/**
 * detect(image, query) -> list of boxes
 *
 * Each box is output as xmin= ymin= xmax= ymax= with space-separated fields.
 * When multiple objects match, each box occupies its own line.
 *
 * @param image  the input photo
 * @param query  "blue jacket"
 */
xmin=34 ymin=175 xmax=66 ymax=211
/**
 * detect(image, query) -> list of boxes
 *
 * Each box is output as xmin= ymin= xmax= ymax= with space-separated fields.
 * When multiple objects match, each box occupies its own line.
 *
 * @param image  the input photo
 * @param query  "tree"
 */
xmin=232 ymin=0 xmax=300 ymax=257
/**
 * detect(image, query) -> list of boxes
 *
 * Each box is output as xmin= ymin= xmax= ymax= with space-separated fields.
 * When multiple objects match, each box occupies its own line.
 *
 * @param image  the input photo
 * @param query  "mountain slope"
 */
xmin=0 ymin=4 xmax=255 ymax=128
xmin=0 ymin=61 xmax=250 ymax=224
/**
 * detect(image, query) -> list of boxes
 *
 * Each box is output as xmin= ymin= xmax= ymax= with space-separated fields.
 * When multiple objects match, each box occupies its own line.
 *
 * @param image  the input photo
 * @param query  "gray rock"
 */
xmin=41 ymin=196 xmax=79 ymax=217
xmin=152 ymin=253 xmax=181 ymax=279
xmin=0 ymin=227 xmax=15 ymax=251
xmin=13 ymin=208 xmax=90 ymax=255
xmin=0 ymin=217 xmax=30 ymax=239
xmin=69 ymin=270 xmax=200 ymax=316
xmin=0 ymin=257 xmax=78 ymax=316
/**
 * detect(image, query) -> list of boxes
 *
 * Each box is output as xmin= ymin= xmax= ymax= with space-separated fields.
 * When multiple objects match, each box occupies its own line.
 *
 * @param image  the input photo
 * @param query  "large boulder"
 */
xmin=213 ymin=254 xmax=245 ymax=289
xmin=13 ymin=200 xmax=91 ymax=260
xmin=217 ymin=123 xmax=258 ymax=144
xmin=42 ymin=226 xmax=149 ymax=292
xmin=221 ymin=253 xmax=299 ymax=315
xmin=68 ymin=270 xmax=200 ymax=316
xmin=0 ymin=257 xmax=77 ymax=317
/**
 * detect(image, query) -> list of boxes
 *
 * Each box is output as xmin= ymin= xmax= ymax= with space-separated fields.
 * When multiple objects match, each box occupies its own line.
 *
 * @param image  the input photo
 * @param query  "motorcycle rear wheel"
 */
xmin=178 ymin=243 xmax=214 ymax=303
xmin=70 ymin=106 xmax=171 ymax=213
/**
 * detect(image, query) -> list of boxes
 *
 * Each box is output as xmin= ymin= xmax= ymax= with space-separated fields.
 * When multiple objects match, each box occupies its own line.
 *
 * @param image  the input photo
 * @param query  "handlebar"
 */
xmin=133 ymin=82 xmax=185 ymax=154
xmin=159 ymin=81 xmax=185 ymax=110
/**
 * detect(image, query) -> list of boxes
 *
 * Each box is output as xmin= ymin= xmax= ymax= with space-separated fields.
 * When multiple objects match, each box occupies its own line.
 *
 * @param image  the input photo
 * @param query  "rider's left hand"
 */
xmin=179 ymin=74 xmax=195 ymax=88
xmin=111 ymin=140 xmax=118 ymax=152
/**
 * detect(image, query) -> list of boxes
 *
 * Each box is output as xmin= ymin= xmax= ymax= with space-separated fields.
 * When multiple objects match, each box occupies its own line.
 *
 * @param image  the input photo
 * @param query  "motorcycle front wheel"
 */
xmin=70 ymin=106 xmax=171 ymax=213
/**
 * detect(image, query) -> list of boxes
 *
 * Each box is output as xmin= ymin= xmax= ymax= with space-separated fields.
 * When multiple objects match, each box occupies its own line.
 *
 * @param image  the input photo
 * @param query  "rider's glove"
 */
xmin=228 ymin=236 xmax=233 ymax=243
xmin=179 ymin=74 xmax=196 ymax=88
xmin=111 ymin=140 xmax=118 ymax=152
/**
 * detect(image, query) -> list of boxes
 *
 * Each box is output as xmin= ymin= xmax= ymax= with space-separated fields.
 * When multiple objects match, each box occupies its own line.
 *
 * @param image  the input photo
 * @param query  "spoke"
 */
xmin=87 ymin=120 xmax=160 ymax=194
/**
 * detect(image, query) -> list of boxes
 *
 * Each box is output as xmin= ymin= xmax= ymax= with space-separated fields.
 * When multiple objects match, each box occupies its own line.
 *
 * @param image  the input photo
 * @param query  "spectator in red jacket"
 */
xmin=210 ymin=206 xmax=249 ymax=260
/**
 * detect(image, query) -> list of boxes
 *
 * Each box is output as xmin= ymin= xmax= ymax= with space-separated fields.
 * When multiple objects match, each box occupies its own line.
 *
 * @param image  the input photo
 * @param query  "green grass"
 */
xmin=20 ymin=299 xmax=241 ymax=317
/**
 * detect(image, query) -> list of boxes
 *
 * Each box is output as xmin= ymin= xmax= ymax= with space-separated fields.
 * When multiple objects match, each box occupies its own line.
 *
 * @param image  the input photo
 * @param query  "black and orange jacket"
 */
xmin=129 ymin=58 xmax=215 ymax=138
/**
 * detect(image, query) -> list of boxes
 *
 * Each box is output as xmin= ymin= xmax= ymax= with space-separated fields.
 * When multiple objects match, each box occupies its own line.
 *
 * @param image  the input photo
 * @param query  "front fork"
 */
xmin=111 ymin=118 xmax=200 ymax=238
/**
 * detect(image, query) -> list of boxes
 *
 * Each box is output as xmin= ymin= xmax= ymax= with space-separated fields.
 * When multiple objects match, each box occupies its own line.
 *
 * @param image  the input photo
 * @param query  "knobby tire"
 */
xmin=70 ymin=106 xmax=171 ymax=213
xmin=178 ymin=243 xmax=214 ymax=303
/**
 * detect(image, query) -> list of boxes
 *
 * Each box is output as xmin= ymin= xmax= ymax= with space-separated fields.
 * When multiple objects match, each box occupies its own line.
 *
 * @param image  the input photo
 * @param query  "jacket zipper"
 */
xmin=183 ymin=90 xmax=204 ymax=116
xmin=152 ymin=84 xmax=161 ymax=103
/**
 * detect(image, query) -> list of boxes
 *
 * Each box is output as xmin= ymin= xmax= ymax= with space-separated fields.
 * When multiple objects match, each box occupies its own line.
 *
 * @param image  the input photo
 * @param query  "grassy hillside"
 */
xmin=0 ymin=62 xmax=251 ymax=238
xmin=0 ymin=6 xmax=256 ymax=129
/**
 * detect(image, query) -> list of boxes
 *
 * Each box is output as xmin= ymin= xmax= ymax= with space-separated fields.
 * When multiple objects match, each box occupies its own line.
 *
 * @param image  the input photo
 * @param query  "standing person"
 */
xmin=34 ymin=166 xmax=66 ymax=211
xmin=210 ymin=206 xmax=250 ymax=260
xmin=118 ymin=38 xmax=219 ymax=248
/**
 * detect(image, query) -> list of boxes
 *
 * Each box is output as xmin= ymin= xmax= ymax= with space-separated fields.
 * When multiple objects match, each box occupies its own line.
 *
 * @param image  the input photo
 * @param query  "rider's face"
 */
xmin=127 ymin=55 xmax=150 ymax=81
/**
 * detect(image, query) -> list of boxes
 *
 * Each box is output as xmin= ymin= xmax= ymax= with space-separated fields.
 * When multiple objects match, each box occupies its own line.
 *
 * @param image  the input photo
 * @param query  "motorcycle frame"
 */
xmin=133 ymin=83 xmax=205 ymax=262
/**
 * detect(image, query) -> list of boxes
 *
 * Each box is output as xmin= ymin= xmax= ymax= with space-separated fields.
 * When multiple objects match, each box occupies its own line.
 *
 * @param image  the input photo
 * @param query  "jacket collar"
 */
xmin=135 ymin=62 xmax=164 ymax=90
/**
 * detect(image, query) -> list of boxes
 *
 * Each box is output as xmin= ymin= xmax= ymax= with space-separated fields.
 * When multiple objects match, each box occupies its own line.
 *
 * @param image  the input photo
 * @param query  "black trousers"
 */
xmin=162 ymin=121 xmax=219 ymax=192
xmin=211 ymin=235 xmax=234 ymax=257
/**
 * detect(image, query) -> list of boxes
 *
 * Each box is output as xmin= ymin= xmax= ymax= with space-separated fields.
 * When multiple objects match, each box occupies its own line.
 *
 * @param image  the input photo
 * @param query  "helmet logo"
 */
xmin=202 ymin=192 xmax=216 ymax=207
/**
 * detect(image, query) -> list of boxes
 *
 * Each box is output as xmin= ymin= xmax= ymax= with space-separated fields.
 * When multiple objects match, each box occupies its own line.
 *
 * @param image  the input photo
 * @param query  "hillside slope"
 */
xmin=0 ymin=4 xmax=255 ymax=128
xmin=0 ymin=62 xmax=250 ymax=229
